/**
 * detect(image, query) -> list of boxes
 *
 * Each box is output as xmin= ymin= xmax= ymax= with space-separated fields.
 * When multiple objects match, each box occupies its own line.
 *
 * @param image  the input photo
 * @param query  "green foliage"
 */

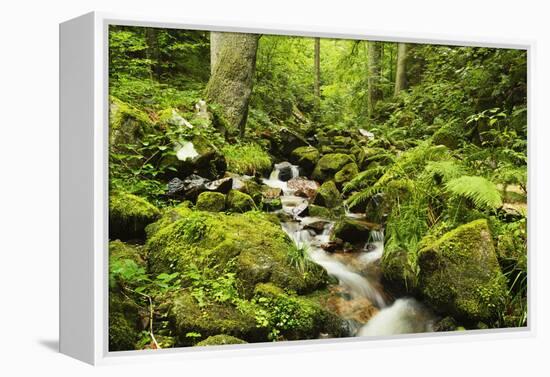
xmin=222 ymin=143 xmax=272 ymax=175
xmin=445 ymin=176 xmax=503 ymax=210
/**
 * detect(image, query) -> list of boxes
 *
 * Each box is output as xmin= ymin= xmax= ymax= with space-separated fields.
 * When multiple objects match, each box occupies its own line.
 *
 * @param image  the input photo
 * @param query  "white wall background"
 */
xmin=0 ymin=0 xmax=547 ymax=375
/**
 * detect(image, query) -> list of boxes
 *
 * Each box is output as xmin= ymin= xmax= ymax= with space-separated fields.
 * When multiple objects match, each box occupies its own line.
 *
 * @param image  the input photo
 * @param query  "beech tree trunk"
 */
xmin=210 ymin=32 xmax=224 ymax=75
xmin=367 ymin=41 xmax=383 ymax=118
xmin=314 ymin=37 xmax=321 ymax=116
xmin=394 ymin=43 xmax=409 ymax=95
xmin=205 ymin=32 xmax=259 ymax=137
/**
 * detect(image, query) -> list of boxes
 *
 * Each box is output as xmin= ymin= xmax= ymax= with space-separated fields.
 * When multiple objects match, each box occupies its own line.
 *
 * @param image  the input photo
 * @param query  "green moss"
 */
xmin=308 ymin=205 xmax=332 ymax=219
xmin=261 ymin=198 xmax=282 ymax=212
xmin=334 ymin=162 xmax=359 ymax=189
xmin=432 ymin=122 xmax=464 ymax=150
xmin=253 ymin=283 xmax=345 ymax=340
xmin=418 ymin=219 xmax=508 ymax=322
xmin=312 ymin=153 xmax=354 ymax=182
xmin=109 ymin=293 xmax=141 ymax=351
xmin=196 ymin=192 xmax=226 ymax=212
xmin=195 ymin=335 xmax=247 ymax=346
xmin=109 ymin=97 xmax=153 ymax=149
xmin=109 ymin=240 xmax=145 ymax=266
xmin=147 ymin=210 xmax=325 ymax=295
xmin=222 ymin=143 xmax=272 ymax=175
xmin=313 ymin=181 xmax=342 ymax=209
xmin=290 ymin=146 xmax=320 ymax=173
xmin=109 ymin=192 xmax=161 ymax=240
xmin=226 ymin=190 xmax=257 ymax=212
xmin=165 ymin=290 xmax=264 ymax=345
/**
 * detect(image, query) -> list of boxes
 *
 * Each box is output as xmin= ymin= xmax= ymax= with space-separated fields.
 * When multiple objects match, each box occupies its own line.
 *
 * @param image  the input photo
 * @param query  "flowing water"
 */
xmin=262 ymin=162 xmax=435 ymax=338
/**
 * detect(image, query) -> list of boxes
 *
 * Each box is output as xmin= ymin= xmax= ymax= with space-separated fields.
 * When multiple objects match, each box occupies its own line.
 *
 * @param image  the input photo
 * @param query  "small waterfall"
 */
xmin=358 ymin=298 xmax=435 ymax=337
xmin=263 ymin=162 xmax=434 ymax=338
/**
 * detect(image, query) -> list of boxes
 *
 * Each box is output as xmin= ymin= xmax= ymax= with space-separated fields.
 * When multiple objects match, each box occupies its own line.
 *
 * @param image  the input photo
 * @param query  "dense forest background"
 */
xmin=108 ymin=26 xmax=527 ymax=351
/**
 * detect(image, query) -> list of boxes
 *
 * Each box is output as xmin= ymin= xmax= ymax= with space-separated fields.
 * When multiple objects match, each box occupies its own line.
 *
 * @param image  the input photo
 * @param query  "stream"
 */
xmin=262 ymin=162 xmax=436 ymax=338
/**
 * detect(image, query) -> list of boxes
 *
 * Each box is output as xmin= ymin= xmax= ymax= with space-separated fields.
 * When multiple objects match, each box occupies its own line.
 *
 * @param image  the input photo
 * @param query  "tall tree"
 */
xmin=367 ymin=41 xmax=383 ymax=118
xmin=205 ymin=32 xmax=260 ymax=137
xmin=313 ymin=37 xmax=321 ymax=117
xmin=394 ymin=43 xmax=409 ymax=95
xmin=210 ymin=32 xmax=224 ymax=75
xmin=145 ymin=28 xmax=161 ymax=80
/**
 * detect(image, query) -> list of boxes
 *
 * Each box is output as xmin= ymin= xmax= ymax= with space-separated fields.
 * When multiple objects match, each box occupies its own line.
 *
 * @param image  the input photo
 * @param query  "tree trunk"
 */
xmin=210 ymin=32 xmax=224 ymax=75
xmin=394 ymin=43 xmax=409 ymax=95
xmin=314 ymin=37 xmax=321 ymax=116
xmin=367 ymin=41 xmax=383 ymax=118
xmin=205 ymin=32 xmax=259 ymax=138
xmin=145 ymin=28 xmax=161 ymax=80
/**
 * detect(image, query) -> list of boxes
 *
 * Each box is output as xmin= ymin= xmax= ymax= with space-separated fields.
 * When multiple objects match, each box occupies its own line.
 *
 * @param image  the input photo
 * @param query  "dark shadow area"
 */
xmin=38 ymin=339 xmax=59 ymax=353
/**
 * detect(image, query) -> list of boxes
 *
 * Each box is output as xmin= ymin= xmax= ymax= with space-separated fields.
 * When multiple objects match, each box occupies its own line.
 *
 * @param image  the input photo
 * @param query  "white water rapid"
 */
xmin=262 ymin=162 xmax=435 ymax=337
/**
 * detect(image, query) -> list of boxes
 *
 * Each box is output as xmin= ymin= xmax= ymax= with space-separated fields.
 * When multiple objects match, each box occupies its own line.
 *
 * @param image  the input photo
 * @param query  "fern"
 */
xmin=425 ymin=160 xmax=466 ymax=182
xmin=342 ymin=165 xmax=386 ymax=194
xmin=445 ymin=176 xmax=503 ymax=210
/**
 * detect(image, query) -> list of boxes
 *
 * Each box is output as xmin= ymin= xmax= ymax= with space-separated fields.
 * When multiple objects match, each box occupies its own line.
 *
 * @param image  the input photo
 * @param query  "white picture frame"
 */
xmin=59 ymin=11 xmax=534 ymax=365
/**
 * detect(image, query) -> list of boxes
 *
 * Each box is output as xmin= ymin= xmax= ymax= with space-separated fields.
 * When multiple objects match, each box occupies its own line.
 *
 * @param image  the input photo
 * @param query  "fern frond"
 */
xmin=342 ymin=165 xmax=386 ymax=193
xmin=425 ymin=160 xmax=466 ymax=182
xmin=445 ymin=176 xmax=502 ymax=210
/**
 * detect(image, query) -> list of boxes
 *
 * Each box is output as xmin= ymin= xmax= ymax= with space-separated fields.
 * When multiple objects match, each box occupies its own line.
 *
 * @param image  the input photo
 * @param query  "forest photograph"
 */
xmin=107 ymin=26 xmax=527 ymax=352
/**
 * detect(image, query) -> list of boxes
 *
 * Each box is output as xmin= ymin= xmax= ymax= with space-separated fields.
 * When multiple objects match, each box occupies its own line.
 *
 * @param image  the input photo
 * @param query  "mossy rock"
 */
xmin=147 ymin=209 xmax=326 ymax=296
xmin=308 ymin=204 xmax=332 ymax=219
xmin=109 ymin=97 xmax=154 ymax=154
xmin=334 ymin=162 xmax=359 ymax=190
xmin=109 ymin=192 xmax=160 ymax=241
xmin=109 ymin=240 xmax=145 ymax=266
xmin=195 ymin=335 xmax=247 ymax=347
xmin=313 ymin=181 xmax=342 ymax=209
xmin=332 ymin=218 xmax=371 ymax=245
xmin=290 ymin=146 xmax=320 ymax=175
xmin=312 ymin=153 xmax=354 ymax=182
xmin=196 ymin=192 xmax=226 ymax=212
xmin=109 ymin=292 xmax=142 ymax=351
xmin=164 ymin=291 xmax=265 ymax=345
xmin=226 ymin=190 xmax=256 ymax=212
xmin=418 ymin=219 xmax=508 ymax=322
xmin=262 ymin=198 xmax=282 ymax=212
xmin=432 ymin=122 xmax=464 ymax=150
xmin=253 ymin=283 xmax=346 ymax=340
xmin=239 ymin=180 xmax=264 ymax=205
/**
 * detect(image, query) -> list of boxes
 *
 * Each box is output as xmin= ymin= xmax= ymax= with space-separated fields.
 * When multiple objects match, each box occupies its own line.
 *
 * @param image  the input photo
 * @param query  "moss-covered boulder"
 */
xmin=109 ymin=293 xmax=142 ymax=351
xmin=418 ymin=219 xmax=508 ymax=322
xmin=332 ymin=218 xmax=371 ymax=245
xmin=109 ymin=240 xmax=145 ymax=266
xmin=109 ymin=97 xmax=154 ymax=154
xmin=312 ymin=153 xmax=354 ymax=182
xmin=313 ymin=181 xmax=342 ymax=209
xmin=432 ymin=122 xmax=464 ymax=150
xmin=196 ymin=191 xmax=226 ymax=212
xmin=109 ymin=192 xmax=160 ymax=240
xmin=147 ymin=209 xmax=326 ymax=295
xmin=253 ymin=283 xmax=345 ymax=340
xmin=195 ymin=335 xmax=247 ymax=346
xmin=334 ymin=162 xmax=359 ymax=190
xmin=226 ymin=190 xmax=256 ymax=212
xmin=261 ymin=198 xmax=282 ymax=212
xmin=164 ymin=290 xmax=264 ymax=345
xmin=308 ymin=204 xmax=332 ymax=219
xmin=290 ymin=146 xmax=320 ymax=175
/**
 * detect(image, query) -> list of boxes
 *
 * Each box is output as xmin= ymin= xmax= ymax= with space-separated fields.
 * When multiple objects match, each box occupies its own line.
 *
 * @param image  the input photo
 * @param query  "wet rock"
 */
xmin=262 ymin=198 xmax=283 ymax=212
xmin=278 ymin=128 xmax=309 ymax=156
xmin=293 ymin=201 xmax=310 ymax=217
xmin=308 ymin=204 xmax=332 ymax=219
xmin=433 ymin=316 xmax=458 ymax=332
xmin=303 ymin=220 xmax=330 ymax=233
xmin=262 ymin=186 xmax=282 ymax=199
xmin=166 ymin=175 xmax=209 ymax=199
xmin=321 ymin=238 xmax=344 ymax=253
xmin=287 ymin=177 xmax=319 ymax=199
xmin=204 ymin=177 xmax=232 ymax=194
xmin=275 ymin=161 xmax=297 ymax=182
xmin=332 ymin=218 xmax=372 ymax=245
xmin=313 ymin=181 xmax=342 ymax=209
